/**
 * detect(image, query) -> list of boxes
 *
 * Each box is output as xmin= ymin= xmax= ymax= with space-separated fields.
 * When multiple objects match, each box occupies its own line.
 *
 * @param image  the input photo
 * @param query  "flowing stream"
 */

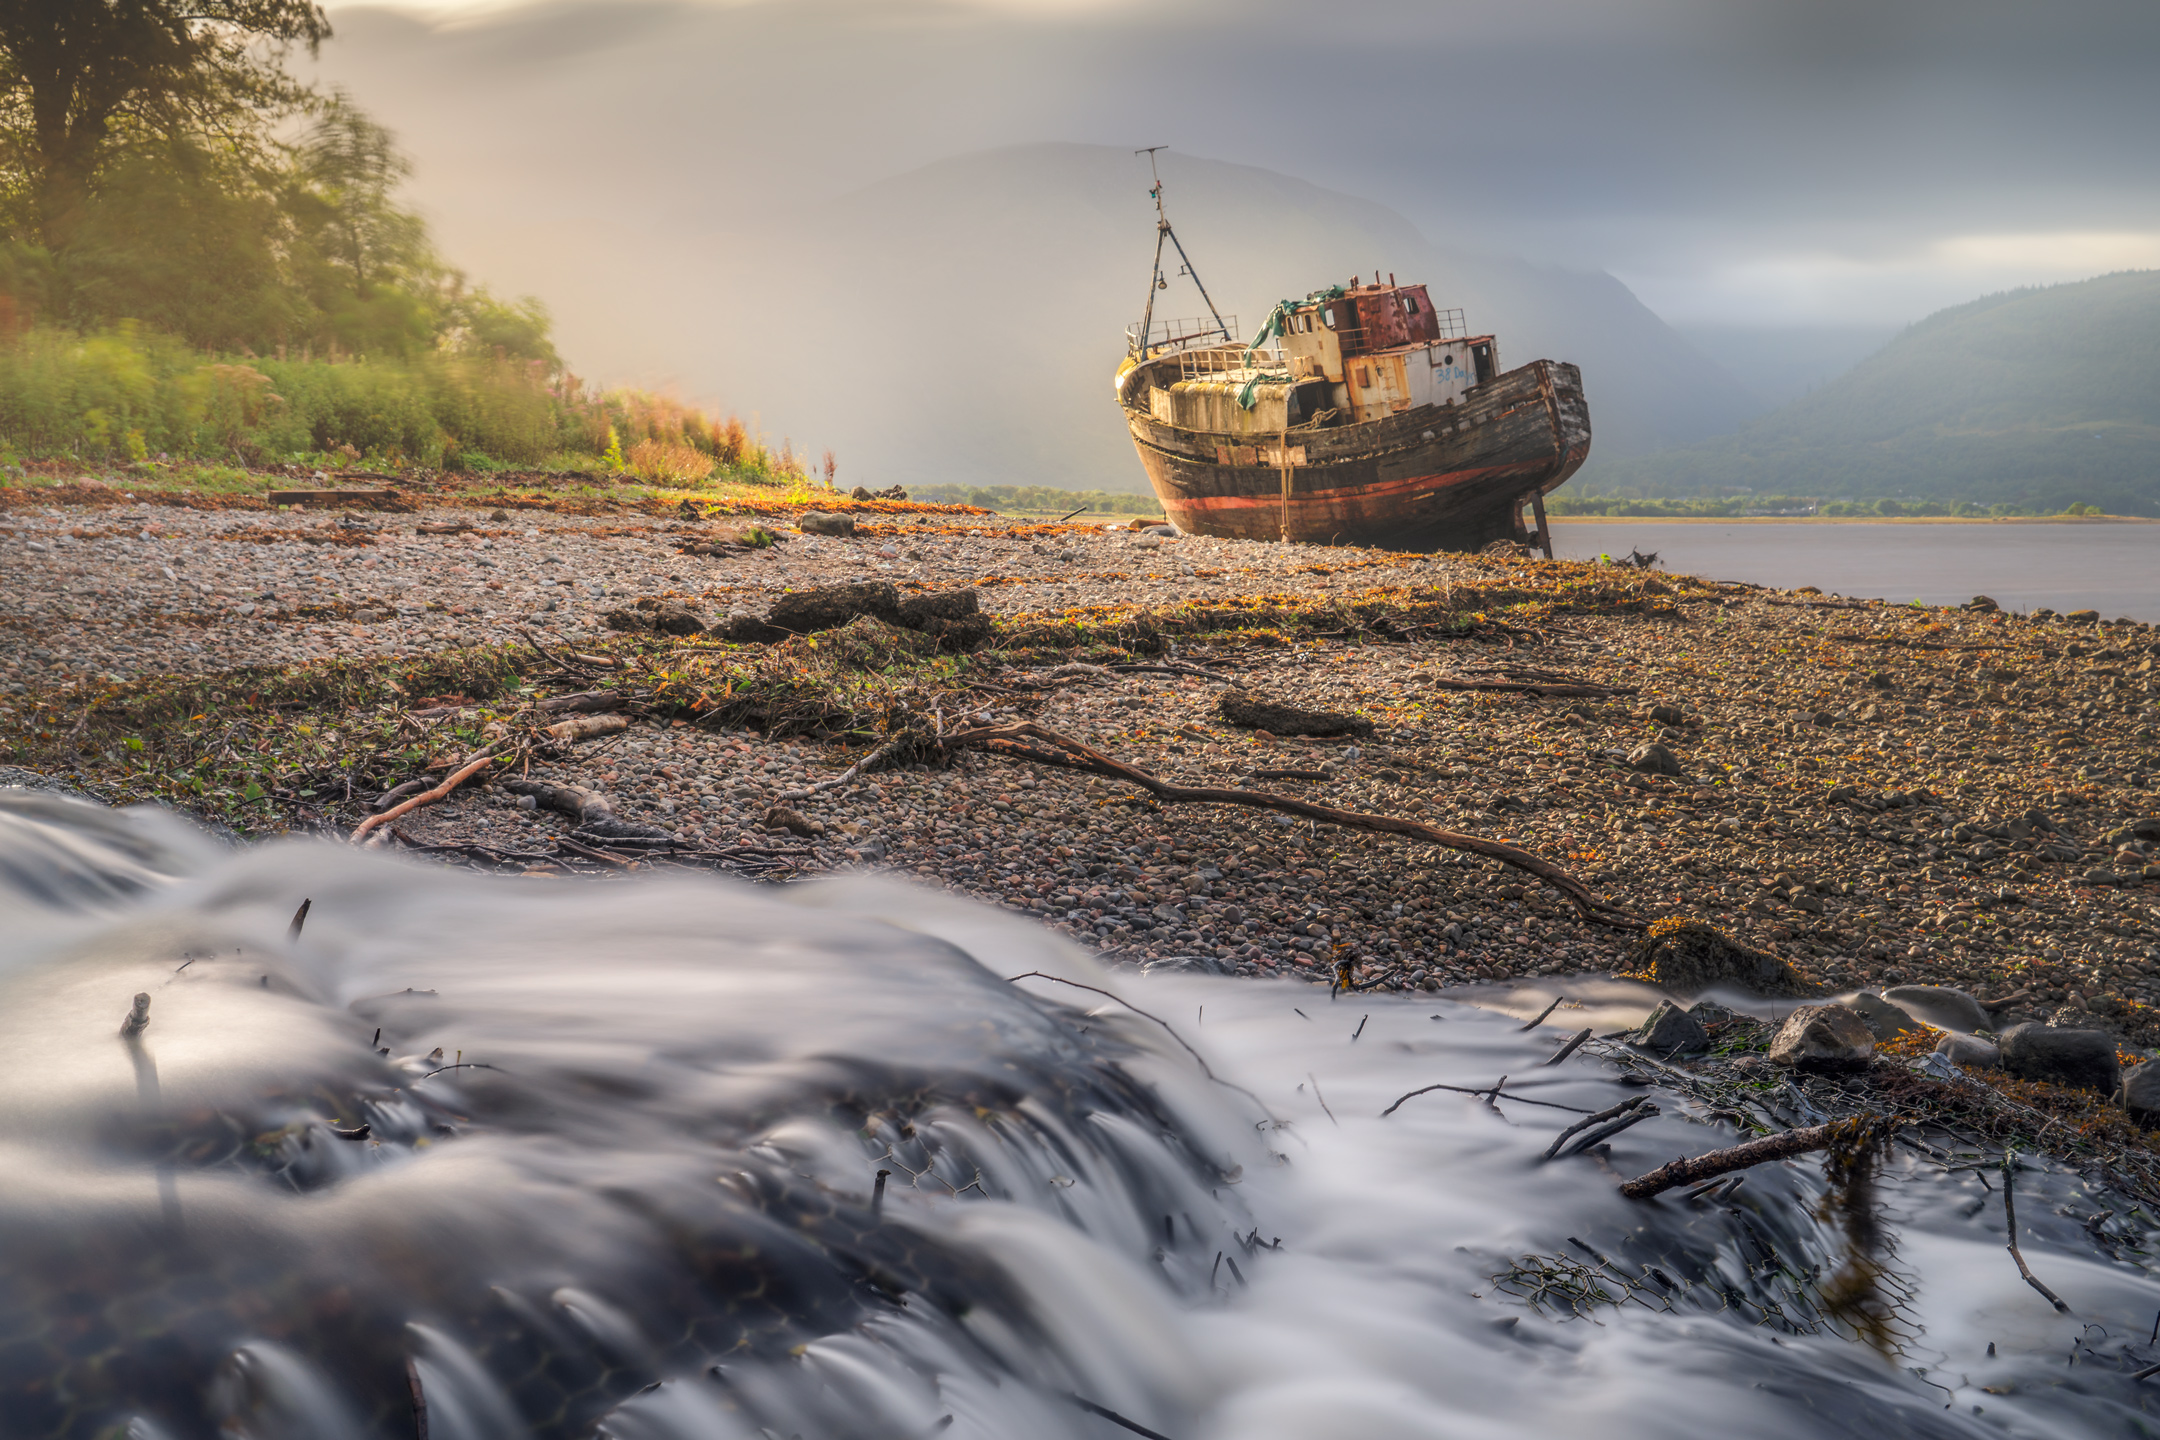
xmin=2 ymin=790 xmax=2157 ymax=1439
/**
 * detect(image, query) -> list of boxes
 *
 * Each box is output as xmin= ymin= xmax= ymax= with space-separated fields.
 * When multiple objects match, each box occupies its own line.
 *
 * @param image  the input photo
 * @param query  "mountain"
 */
xmin=653 ymin=145 xmax=1761 ymax=492
xmin=1587 ymin=271 xmax=2160 ymax=514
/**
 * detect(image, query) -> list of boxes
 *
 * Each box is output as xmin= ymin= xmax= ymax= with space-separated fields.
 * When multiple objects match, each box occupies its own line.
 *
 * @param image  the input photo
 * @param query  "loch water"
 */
xmin=2 ymin=791 xmax=2157 ymax=1439
xmin=1552 ymin=522 xmax=2160 ymax=621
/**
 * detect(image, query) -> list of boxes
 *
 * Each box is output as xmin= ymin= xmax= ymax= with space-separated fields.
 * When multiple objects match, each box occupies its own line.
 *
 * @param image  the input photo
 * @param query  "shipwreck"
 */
xmin=1113 ymin=156 xmax=1591 ymax=553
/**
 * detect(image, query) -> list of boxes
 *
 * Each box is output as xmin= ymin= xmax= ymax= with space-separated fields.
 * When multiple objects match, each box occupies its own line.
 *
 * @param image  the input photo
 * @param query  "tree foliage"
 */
xmin=0 ymin=3 xmax=556 ymax=367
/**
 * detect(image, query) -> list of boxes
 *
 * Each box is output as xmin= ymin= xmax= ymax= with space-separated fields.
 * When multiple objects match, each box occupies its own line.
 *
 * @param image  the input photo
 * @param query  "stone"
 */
xmin=2065 ymin=609 xmax=2101 ymax=624
xmin=796 ymin=511 xmax=857 ymax=537
xmin=1634 ymin=1000 xmax=1710 ymax=1055
xmin=764 ymin=805 xmax=822 ymax=838
xmin=1999 ymin=1023 xmax=2119 ymax=1094
xmin=767 ymin=581 xmax=901 ymax=634
xmin=1218 ymin=691 xmax=1375 ymax=738
xmin=1626 ymin=741 xmax=1685 ymax=777
xmin=1766 ymin=1004 xmax=1875 ymax=1072
xmin=1882 ymin=984 xmax=1992 ymax=1034
xmin=1645 ymin=703 xmax=1685 ymax=725
xmin=1846 ymin=991 xmax=1922 ymax=1039
xmin=1626 ymin=919 xmax=1813 ymax=997
xmin=896 ymin=588 xmax=982 ymax=626
xmin=1935 ymin=1033 xmax=2002 ymax=1068
xmin=1966 ymin=595 xmax=1999 ymax=612
xmin=2123 ymin=1062 xmax=2160 ymax=1126
xmin=647 ymin=601 xmax=706 ymax=636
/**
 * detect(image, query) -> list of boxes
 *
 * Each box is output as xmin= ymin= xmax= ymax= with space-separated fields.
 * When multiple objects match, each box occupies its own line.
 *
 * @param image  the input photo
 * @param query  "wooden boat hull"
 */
xmin=1122 ymin=358 xmax=1590 ymax=551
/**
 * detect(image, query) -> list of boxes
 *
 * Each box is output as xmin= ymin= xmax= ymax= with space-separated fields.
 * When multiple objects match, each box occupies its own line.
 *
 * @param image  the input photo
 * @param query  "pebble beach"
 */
xmin=4 ymin=478 xmax=2158 ymax=1044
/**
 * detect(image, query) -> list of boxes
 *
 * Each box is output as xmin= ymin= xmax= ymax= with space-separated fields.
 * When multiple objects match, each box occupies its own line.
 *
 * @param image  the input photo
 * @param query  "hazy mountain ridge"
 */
xmin=676 ymin=144 xmax=1763 ymax=492
xmin=1585 ymin=270 xmax=2160 ymax=514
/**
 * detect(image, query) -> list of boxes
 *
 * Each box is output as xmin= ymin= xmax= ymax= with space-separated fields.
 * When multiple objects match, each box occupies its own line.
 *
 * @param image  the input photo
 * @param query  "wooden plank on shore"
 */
xmin=267 ymin=489 xmax=405 ymax=509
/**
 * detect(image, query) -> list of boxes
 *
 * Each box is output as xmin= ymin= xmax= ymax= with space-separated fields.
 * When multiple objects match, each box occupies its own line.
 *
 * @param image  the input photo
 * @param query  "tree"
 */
xmin=0 ymin=0 xmax=330 ymax=247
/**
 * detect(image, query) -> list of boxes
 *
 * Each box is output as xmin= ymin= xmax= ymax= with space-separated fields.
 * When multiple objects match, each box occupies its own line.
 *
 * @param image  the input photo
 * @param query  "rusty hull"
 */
xmin=1123 ymin=359 xmax=1589 ymax=551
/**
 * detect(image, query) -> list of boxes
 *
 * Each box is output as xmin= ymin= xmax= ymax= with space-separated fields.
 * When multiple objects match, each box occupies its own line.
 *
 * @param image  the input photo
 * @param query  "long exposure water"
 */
xmin=1551 ymin=522 xmax=2160 ymax=621
xmin=4 ymin=789 xmax=2158 ymax=1439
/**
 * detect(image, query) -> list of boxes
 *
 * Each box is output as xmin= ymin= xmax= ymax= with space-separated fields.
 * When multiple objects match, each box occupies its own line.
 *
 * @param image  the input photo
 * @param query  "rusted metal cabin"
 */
xmin=1116 ymin=275 xmax=1591 ymax=552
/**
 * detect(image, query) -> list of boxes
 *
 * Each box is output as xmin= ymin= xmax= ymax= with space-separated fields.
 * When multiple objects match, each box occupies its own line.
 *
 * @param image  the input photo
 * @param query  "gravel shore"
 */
xmin=6 ymin=485 xmax=2158 ymax=1039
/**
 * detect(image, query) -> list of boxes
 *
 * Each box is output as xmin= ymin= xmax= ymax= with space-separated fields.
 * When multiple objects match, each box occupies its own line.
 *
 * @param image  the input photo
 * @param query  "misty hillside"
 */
xmin=1589 ymin=271 xmax=2160 ymax=514
xmin=675 ymin=145 xmax=1760 ymax=492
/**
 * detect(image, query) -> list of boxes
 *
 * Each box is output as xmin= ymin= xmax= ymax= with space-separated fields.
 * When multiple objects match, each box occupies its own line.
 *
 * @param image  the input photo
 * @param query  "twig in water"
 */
xmin=406 ymin=1356 xmax=430 ymax=1440
xmin=1543 ymin=1027 xmax=1593 ymax=1067
xmin=1553 ymin=1104 xmax=1659 ymax=1159
xmin=287 ymin=898 xmax=311 ymax=942
xmin=1069 ymin=1395 xmax=1176 ymax=1440
xmin=1309 ymin=1073 xmax=1338 ymax=1125
xmin=1383 ymin=1081 xmax=1594 ymax=1118
xmin=1225 ymin=1254 xmax=1246 ymax=1286
xmin=1351 ymin=1014 xmax=1369 ymax=1041
xmin=1006 ymin=971 xmax=1272 ymax=1115
xmin=1518 ymin=995 xmax=1567 ymax=1031
xmin=119 ymin=992 xmax=151 ymax=1039
xmin=872 ymin=1168 xmax=890 ymax=1221
xmin=414 ymin=1062 xmax=504 ymax=1082
xmin=1485 ymin=1075 xmax=1509 ymax=1108
xmin=1544 ymin=1097 xmax=1653 ymax=1160
xmin=2002 ymin=1155 xmax=2071 ymax=1314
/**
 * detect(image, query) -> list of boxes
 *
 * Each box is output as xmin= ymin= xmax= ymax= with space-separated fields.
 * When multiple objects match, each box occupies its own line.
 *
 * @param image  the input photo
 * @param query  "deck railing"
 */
xmin=1171 ymin=342 xmax=1290 ymax=383
xmin=1127 ymin=315 xmax=1239 ymax=354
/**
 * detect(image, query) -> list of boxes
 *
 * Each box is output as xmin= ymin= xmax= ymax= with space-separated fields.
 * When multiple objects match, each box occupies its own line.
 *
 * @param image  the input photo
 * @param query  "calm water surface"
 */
xmin=1551 ymin=522 xmax=2160 ymax=621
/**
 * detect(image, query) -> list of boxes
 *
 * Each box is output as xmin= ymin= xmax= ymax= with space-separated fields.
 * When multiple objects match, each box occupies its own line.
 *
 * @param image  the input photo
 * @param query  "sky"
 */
xmin=321 ymin=0 xmax=2160 ymax=331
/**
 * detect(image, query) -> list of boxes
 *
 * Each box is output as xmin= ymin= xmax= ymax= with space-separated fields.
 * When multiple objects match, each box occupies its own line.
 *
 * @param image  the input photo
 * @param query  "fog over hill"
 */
xmin=667 ymin=145 xmax=1759 ymax=492
xmin=1588 ymin=270 xmax=2160 ymax=514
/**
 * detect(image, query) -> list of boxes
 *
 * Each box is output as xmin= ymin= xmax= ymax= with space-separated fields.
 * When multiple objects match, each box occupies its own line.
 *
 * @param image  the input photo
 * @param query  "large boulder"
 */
xmin=1882 ymin=984 xmax=1992 ymax=1035
xmin=1846 ymin=991 xmax=1922 ymax=1040
xmin=1934 ymin=1033 xmax=2002 ymax=1069
xmin=1766 ymin=1004 xmax=1874 ymax=1072
xmin=896 ymin=588 xmax=981 ymax=626
xmin=896 ymin=587 xmax=994 ymax=650
xmin=796 ymin=511 xmax=857 ymax=537
xmin=1627 ymin=741 xmax=1685 ymax=777
xmin=1625 ymin=919 xmax=1814 ymax=998
xmin=1633 ymin=1000 xmax=1710 ymax=1056
xmin=1999 ymin=1023 xmax=2119 ymax=1094
xmin=768 ymin=581 xmax=901 ymax=634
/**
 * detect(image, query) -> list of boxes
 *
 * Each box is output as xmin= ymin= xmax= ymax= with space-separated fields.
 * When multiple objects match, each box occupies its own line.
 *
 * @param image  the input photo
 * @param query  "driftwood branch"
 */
xmin=1620 ymin=1121 xmax=1840 ymax=1199
xmin=351 ymin=745 xmax=510 ymax=845
xmin=941 ymin=721 xmax=1639 ymax=928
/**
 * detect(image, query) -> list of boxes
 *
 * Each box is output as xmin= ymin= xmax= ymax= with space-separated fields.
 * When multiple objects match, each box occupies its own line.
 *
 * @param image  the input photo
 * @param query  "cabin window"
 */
xmin=1404 ymin=296 xmax=1420 ymax=314
xmin=1443 ymin=354 xmax=1454 ymax=366
xmin=1354 ymin=364 xmax=1370 ymax=387
xmin=1322 ymin=308 xmax=1336 ymax=328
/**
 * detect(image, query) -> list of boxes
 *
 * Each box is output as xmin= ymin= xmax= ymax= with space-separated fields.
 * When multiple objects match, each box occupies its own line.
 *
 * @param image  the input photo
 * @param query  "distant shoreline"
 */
xmin=1547 ymin=514 xmax=2160 ymax=526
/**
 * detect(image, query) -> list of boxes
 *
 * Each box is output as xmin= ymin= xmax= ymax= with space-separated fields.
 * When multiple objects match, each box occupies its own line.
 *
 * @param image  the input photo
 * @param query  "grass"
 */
xmin=0 ymin=321 xmax=821 ymax=486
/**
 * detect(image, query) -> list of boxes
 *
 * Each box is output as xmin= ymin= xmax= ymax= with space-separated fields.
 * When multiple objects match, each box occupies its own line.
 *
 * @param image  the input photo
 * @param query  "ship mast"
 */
xmin=1132 ymin=147 xmax=1230 ymax=357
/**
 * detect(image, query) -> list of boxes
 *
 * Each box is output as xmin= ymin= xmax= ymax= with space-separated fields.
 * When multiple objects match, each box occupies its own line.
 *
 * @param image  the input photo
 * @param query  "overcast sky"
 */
xmin=324 ymin=0 xmax=2160 ymax=334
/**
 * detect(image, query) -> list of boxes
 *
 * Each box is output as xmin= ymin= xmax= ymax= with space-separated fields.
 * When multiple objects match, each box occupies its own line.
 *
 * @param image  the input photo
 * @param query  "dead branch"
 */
xmin=543 ymin=712 xmax=630 ymax=742
xmin=778 ymin=730 xmax=917 ymax=802
xmin=535 ymin=690 xmax=629 ymax=715
xmin=941 ymin=721 xmax=1639 ymax=928
xmin=1619 ymin=1121 xmax=1840 ymax=1199
xmin=1545 ymin=1097 xmax=1659 ymax=1160
xmin=351 ymin=744 xmax=511 ymax=846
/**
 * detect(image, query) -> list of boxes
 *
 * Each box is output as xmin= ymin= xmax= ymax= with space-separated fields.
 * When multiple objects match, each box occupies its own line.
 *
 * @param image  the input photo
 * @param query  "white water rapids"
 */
xmin=2 ymin=789 xmax=2157 ymax=1439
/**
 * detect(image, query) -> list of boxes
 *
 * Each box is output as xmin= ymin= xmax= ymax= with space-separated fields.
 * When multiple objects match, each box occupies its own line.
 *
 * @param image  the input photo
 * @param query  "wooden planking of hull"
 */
xmin=1123 ymin=359 xmax=1591 ymax=552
